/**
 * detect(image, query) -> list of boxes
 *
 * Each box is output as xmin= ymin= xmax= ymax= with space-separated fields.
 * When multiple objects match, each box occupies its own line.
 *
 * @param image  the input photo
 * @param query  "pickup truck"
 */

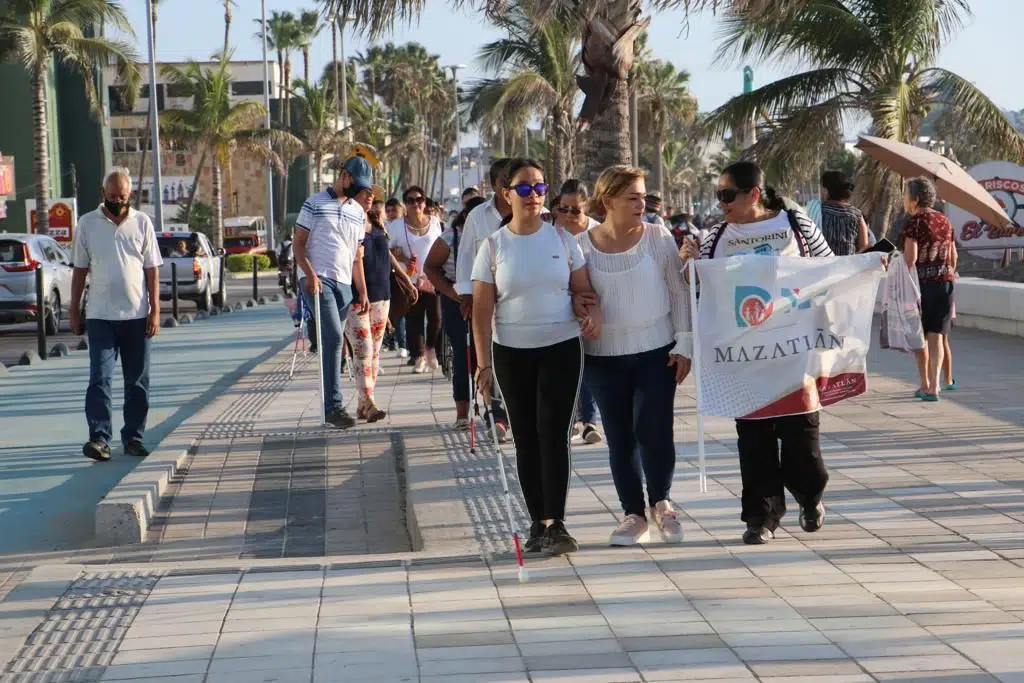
xmin=156 ymin=231 xmax=225 ymax=311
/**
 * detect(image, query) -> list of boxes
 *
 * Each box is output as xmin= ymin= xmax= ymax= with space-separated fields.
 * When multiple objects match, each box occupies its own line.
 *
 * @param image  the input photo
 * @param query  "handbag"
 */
xmin=405 ymin=219 xmax=436 ymax=294
xmin=388 ymin=268 xmax=418 ymax=325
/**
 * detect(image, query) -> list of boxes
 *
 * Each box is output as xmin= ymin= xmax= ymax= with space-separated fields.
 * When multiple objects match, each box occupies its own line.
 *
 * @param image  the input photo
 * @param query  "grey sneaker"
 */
xmin=124 ymin=440 xmax=150 ymax=458
xmin=651 ymin=500 xmax=683 ymax=543
xmin=581 ymin=423 xmax=602 ymax=444
xmin=326 ymin=408 xmax=356 ymax=430
xmin=610 ymin=514 xmax=650 ymax=546
xmin=542 ymin=521 xmax=579 ymax=556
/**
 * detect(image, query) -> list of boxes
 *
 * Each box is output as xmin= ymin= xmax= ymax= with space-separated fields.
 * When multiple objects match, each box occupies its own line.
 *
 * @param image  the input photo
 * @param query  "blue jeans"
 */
xmin=439 ymin=294 xmax=508 ymax=421
xmin=578 ymin=382 xmax=599 ymax=425
xmin=301 ymin=278 xmax=352 ymax=414
xmin=396 ymin=317 xmax=407 ymax=350
xmin=85 ymin=318 xmax=151 ymax=446
xmin=585 ymin=344 xmax=677 ymax=517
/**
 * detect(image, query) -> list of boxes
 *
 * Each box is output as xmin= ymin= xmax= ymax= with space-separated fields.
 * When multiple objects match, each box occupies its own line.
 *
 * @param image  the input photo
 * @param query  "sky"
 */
xmin=120 ymin=0 xmax=1019 ymax=136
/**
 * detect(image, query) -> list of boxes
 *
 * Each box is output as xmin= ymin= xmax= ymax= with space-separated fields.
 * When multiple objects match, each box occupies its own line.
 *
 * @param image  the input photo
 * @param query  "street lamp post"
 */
xmin=260 ymin=0 xmax=276 ymax=251
xmin=447 ymin=64 xmax=466 ymax=198
xmin=144 ymin=0 xmax=163 ymax=229
xmin=339 ymin=13 xmax=355 ymax=141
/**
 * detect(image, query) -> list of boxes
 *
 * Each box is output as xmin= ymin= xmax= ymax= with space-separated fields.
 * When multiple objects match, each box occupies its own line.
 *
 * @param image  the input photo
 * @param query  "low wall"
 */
xmin=951 ymin=277 xmax=1024 ymax=337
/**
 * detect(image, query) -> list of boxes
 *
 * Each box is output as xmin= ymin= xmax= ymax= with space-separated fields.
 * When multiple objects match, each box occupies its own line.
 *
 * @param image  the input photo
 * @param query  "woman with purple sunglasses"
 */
xmin=471 ymin=158 xmax=602 ymax=556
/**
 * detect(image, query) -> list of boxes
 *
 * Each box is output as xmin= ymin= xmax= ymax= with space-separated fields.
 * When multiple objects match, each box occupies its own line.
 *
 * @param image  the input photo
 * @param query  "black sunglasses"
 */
xmin=509 ymin=182 xmax=549 ymax=198
xmin=404 ymin=195 xmax=425 ymax=204
xmin=716 ymin=188 xmax=750 ymax=204
xmin=556 ymin=206 xmax=583 ymax=216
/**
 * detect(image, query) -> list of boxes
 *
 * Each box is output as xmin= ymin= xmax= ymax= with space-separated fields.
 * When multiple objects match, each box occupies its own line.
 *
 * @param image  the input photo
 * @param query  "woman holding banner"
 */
xmin=680 ymin=161 xmax=833 ymax=546
xmin=575 ymin=166 xmax=693 ymax=547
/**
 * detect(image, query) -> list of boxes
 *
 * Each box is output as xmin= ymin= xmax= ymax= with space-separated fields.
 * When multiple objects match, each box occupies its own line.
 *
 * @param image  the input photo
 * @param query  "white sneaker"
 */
xmin=651 ymin=500 xmax=684 ymax=544
xmin=427 ymin=350 xmax=439 ymax=371
xmin=610 ymin=514 xmax=650 ymax=546
xmin=398 ymin=348 xmax=409 ymax=359
xmin=451 ymin=417 xmax=470 ymax=431
xmin=571 ymin=422 xmax=581 ymax=438
xmin=414 ymin=357 xmax=427 ymax=374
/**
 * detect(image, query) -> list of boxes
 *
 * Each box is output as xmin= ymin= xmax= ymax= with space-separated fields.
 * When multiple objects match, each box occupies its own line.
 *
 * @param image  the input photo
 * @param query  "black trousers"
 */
xmin=493 ymin=337 xmax=582 ymax=522
xmin=735 ymin=412 xmax=828 ymax=527
xmin=405 ymin=290 xmax=440 ymax=358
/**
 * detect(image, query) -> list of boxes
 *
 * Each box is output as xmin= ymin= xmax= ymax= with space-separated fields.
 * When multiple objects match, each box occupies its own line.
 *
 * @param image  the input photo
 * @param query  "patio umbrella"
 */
xmin=855 ymin=135 xmax=1012 ymax=228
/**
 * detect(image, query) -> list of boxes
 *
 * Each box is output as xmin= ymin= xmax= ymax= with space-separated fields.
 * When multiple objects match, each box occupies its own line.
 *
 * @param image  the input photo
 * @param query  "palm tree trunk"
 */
xmin=579 ymin=83 xmax=631 ymax=186
xmin=303 ymin=48 xmax=310 ymax=85
xmin=135 ymin=4 xmax=159 ymax=209
xmin=212 ymin=159 xmax=224 ymax=250
xmin=31 ymin=66 xmax=51 ymax=235
xmin=182 ymin=147 xmax=207 ymax=221
xmin=331 ymin=19 xmax=339 ymax=116
xmin=655 ymin=126 xmax=666 ymax=199
xmin=222 ymin=0 xmax=231 ymax=57
xmin=277 ymin=55 xmax=292 ymax=230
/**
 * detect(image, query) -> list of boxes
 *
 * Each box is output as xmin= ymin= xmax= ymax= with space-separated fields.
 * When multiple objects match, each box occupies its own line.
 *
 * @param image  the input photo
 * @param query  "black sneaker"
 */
xmin=742 ymin=524 xmax=774 ymax=545
xmin=800 ymin=502 xmax=825 ymax=532
xmin=326 ymin=408 xmax=356 ymax=430
xmin=543 ymin=521 xmax=579 ymax=556
xmin=83 ymin=441 xmax=111 ymax=462
xmin=124 ymin=440 xmax=150 ymax=458
xmin=581 ymin=424 xmax=602 ymax=444
xmin=524 ymin=522 xmax=546 ymax=553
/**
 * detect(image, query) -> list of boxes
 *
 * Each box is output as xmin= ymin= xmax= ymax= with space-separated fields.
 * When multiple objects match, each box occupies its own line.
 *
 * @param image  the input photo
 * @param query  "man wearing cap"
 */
xmin=293 ymin=156 xmax=371 ymax=429
xmin=644 ymin=193 xmax=666 ymax=226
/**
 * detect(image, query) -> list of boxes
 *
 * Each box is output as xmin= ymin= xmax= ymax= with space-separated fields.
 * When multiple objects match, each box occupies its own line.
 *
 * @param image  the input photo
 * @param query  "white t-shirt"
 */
xmin=71 ymin=207 xmax=162 ymax=320
xmin=700 ymin=209 xmax=833 ymax=259
xmin=388 ymin=216 xmax=442 ymax=279
xmin=471 ymin=222 xmax=585 ymax=349
xmin=296 ymin=189 xmax=365 ymax=284
xmin=455 ymin=198 xmax=503 ymax=295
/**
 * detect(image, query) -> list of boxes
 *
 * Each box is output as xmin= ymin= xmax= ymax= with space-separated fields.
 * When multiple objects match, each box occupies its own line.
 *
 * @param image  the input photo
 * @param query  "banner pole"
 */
xmin=688 ymin=259 xmax=707 ymax=494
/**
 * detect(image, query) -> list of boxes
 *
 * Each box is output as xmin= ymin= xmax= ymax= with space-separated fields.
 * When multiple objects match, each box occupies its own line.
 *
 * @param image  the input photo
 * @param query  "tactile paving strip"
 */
xmin=440 ymin=427 xmax=530 ymax=554
xmin=1 ymin=571 xmax=161 ymax=683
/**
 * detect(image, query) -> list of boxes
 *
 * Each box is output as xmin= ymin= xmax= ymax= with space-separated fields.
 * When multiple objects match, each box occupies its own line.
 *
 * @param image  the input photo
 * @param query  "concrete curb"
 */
xmin=94 ymin=445 xmax=192 ymax=545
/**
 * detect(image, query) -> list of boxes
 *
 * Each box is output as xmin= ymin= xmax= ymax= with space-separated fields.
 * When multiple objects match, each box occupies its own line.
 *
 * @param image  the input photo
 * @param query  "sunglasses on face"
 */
xmin=715 ymin=188 xmax=749 ymax=204
xmin=556 ymin=206 xmax=583 ymax=216
xmin=509 ymin=182 xmax=549 ymax=198
xmin=404 ymin=196 xmax=425 ymax=204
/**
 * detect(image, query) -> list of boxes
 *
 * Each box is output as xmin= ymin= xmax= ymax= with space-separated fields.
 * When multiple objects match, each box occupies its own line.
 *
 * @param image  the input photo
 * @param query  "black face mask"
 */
xmin=104 ymin=200 xmax=127 ymax=216
xmin=343 ymin=185 xmax=362 ymax=199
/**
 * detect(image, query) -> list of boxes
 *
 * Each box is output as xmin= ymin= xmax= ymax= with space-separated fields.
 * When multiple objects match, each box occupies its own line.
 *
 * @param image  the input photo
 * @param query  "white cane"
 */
xmin=313 ymin=288 xmax=326 ymax=426
xmin=688 ymin=258 xmax=707 ymax=494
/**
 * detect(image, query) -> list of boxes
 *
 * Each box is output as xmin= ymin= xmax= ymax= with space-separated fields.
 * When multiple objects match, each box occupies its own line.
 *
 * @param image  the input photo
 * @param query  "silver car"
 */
xmin=0 ymin=233 xmax=74 ymax=334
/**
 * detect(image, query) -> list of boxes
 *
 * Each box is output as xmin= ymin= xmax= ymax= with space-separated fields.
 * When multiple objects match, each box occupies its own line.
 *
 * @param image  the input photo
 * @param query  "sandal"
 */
xmin=356 ymin=403 xmax=369 ymax=420
xmin=366 ymin=407 xmax=387 ymax=423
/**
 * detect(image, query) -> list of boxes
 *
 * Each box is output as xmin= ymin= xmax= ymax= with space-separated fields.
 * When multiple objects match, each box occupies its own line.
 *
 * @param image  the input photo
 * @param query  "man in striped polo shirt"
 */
xmin=293 ymin=156 xmax=371 ymax=429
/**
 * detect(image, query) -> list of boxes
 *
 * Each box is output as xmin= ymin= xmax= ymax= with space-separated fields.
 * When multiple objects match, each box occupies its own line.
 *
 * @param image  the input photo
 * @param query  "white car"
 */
xmin=0 ymin=233 xmax=74 ymax=334
xmin=156 ymin=231 xmax=225 ymax=311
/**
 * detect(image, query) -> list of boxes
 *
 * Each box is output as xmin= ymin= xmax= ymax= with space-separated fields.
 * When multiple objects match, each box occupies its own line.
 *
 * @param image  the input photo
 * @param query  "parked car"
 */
xmin=156 ymin=231 xmax=225 ymax=311
xmin=0 ymin=233 xmax=74 ymax=334
xmin=224 ymin=234 xmax=268 ymax=256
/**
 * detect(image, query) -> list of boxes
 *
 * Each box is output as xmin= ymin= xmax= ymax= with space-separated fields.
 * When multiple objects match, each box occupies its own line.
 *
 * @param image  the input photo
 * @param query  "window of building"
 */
xmin=112 ymin=127 xmax=141 ymax=153
xmin=165 ymin=83 xmax=191 ymax=99
xmin=108 ymin=86 xmax=134 ymax=114
xmin=232 ymin=81 xmax=266 ymax=96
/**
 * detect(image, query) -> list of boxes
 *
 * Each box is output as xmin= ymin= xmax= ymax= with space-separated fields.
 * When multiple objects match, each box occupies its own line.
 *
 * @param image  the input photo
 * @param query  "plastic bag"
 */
xmin=879 ymin=254 xmax=925 ymax=352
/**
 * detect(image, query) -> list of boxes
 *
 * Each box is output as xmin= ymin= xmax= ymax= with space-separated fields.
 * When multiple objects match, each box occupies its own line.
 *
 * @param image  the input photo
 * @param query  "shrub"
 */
xmin=226 ymin=253 xmax=273 ymax=273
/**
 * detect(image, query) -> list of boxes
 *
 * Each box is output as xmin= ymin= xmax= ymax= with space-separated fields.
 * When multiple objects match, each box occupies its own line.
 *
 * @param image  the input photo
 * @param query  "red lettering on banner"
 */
xmin=960 ymin=221 xmax=983 ymax=241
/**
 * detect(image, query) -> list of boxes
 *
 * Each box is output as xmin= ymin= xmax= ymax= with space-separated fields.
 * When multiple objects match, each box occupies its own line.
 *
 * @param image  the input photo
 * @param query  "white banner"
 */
xmin=695 ymin=253 xmax=886 ymax=419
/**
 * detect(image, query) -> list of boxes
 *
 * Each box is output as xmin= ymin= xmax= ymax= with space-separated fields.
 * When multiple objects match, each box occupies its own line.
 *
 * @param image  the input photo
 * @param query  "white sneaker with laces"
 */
xmin=427 ymin=350 xmax=440 ymax=371
xmin=414 ymin=357 xmax=427 ymax=374
xmin=610 ymin=514 xmax=650 ymax=546
xmin=651 ymin=500 xmax=684 ymax=543
xmin=398 ymin=348 xmax=409 ymax=359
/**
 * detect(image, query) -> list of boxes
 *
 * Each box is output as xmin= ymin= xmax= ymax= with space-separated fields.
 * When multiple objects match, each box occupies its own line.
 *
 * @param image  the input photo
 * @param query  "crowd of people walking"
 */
xmin=276 ymin=153 xmax=960 ymax=556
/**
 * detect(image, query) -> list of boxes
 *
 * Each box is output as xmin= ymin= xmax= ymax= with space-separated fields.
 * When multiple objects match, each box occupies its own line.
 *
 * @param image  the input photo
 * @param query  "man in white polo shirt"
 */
xmin=293 ymin=155 xmax=370 ymax=429
xmin=453 ymin=157 xmax=511 ymax=441
xmin=69 ymin=168 xmax=163 ymax=462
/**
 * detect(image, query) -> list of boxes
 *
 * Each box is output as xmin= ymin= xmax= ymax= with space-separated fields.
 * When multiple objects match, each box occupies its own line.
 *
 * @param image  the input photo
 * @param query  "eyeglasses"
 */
xmin=404 ymin=196 xmax=425 ymax=204
xmin=556 ymin=206 xmax=583 ymax=216
xmin=715 ymin=188 xmax=749 ymax=204
xmin=509 ymin=182 xmax=549 ymax=198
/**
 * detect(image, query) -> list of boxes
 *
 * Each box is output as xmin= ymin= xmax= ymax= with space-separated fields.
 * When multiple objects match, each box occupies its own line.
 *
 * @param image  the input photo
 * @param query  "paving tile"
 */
xmin=416 ymin=644 xmax=519 ymax=660
xmin=99 ymin=658 xmax=210 ymax=680
xmin=417 ymin=656 xmax=526 ymax=676
xmin=205 ymin=670 xmax=311 ymax=683
xmin=748 ymin=660 xmax=866 ymax=678
xmin=857 ymin=654 xmax=981 ymax=674
xmin=619 ymin=635 xmax=726 ymax=651
xmin=415 ymin=631 xmax=514 ymax=648
xmin=527 ymin=669 xmax=643 ymax=683
xmin=207 ymin=654 xmax=313 ymax=674
xmin=525 ymin=653 xmax=634 ymax=671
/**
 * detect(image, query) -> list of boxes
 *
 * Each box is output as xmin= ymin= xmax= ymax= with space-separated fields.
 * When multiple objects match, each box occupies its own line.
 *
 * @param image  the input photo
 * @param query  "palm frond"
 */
xmin=924 ymin=67 xmax=1024 ymax=163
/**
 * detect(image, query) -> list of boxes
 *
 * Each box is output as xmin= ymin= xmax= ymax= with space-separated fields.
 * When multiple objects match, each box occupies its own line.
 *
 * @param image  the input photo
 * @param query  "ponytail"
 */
xmin=762 ymin=186 xmax=787 ymax=211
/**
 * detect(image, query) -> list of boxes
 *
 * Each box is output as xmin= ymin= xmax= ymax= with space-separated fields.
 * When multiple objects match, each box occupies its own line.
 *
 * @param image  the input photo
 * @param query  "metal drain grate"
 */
xmin=1 ymin=572 xmax=161 ymax=682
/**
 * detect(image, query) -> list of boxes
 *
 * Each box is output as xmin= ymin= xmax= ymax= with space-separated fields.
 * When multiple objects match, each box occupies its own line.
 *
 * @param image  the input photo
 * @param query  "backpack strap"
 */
xmin=553 ymin=225 xmax=574 ymax=263
xmin=706 ymin=221 xmax=727 ymax=258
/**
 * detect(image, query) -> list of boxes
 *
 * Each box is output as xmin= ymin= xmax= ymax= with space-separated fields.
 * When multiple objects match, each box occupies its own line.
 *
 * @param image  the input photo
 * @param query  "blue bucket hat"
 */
xmin=342 ymin=156 xmax=373 ymax=193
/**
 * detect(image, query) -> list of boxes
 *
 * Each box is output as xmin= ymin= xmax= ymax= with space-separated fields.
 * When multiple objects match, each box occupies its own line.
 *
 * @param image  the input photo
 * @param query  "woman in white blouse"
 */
xmin=472 ymin=158 xmax=601 ymax=557
xmin=575 ymin=165 xmax=692 ymax=547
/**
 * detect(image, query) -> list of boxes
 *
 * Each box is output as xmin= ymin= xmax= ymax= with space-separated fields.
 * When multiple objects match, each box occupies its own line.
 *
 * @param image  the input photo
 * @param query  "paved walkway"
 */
xmin=2 ymin=323 xmax=1024 ymax=682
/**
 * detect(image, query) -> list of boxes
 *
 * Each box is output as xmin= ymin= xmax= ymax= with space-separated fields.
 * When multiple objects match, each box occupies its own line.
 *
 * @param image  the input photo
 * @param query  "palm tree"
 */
xmin=295 ymin=9 xmax=324 ymax=84
xmin=704 ymin=0 xmax=1024 ymax=235
xmin=636 ymin=59 xmax=696 ymax=199
xmin=160 ymin=57 xmax=296 ymax=249
xmin=289 ymin=79 xmax=347 ymax=188
xmin=222 ymin=0 xmax=236 ymax=56
xmin=474 ymin=0 xmax=579 ymax=190
xmin=0 ymin=0 xmax=140 ymax=235
xmin=256 ymin=11 xmax=299 ymax=228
